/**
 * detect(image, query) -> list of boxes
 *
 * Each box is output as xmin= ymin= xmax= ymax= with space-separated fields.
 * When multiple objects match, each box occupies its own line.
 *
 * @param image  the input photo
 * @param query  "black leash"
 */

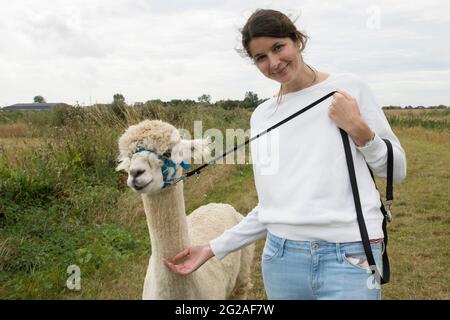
xmin=340 ymin=130 xmax=393 ymax=284
xmin=179 ymin=91 xmax=337 ymax=180
xmin=174 ymin=91 xmax=394 ymax=284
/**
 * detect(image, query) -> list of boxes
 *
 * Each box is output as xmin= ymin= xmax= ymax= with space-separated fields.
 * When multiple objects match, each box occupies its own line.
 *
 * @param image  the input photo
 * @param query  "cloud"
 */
xmin=0 ymin=0 xmax=449 ymax=107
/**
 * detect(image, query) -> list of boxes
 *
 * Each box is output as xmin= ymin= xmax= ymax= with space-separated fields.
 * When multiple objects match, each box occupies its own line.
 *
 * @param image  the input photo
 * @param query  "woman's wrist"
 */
xmin=204 ymin=244 xmax=215 ymax=259
xmin=349 ymin=117 xmax=374 ymax=147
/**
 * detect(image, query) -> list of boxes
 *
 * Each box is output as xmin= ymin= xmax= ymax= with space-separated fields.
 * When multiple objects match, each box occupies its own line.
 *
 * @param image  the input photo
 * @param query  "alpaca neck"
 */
xmin=142 ymin=182 xmax=201 ymax=298
xmin=141 ymin=181 xmax=191 ymax=261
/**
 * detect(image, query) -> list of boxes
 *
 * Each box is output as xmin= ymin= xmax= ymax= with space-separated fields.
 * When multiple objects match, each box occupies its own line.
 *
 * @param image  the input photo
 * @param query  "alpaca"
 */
xmin=116 ymin=119 xmax=255 ymax=299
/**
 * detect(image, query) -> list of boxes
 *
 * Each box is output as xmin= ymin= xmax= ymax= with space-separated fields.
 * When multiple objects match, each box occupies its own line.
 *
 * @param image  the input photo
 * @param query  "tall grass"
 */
xmin=385 ymin=108 xmax=449 ymax=131
xmin=0 ymin=103 xmax=253 ymax=299
xmin=0 ymin=106 xmax=448 ymax=299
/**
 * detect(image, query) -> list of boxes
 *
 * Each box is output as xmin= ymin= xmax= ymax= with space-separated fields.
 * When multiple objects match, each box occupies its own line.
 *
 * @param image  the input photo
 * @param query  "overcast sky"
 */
xmin=1 ymin=0 xmax=449 ymax=107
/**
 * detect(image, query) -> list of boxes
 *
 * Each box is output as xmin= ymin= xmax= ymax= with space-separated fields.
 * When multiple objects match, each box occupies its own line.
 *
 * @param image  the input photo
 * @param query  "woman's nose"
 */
xmin=267 ymin=54 xmax=281 ymax=71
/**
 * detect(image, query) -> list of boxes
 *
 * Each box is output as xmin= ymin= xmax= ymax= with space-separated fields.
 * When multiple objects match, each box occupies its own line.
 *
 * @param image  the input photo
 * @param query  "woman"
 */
xmin=163 ymin=9 xmax=407 ymax=300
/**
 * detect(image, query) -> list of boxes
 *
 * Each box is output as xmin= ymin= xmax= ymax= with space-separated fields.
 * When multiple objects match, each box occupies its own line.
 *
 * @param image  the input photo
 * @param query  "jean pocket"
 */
xmin=262 ymin=239 xmax=281 ymax=261
xmin=342 ymin=252 xmax=372 ymax=272
xmin=342 ymin=244 xmax=382 ymax=273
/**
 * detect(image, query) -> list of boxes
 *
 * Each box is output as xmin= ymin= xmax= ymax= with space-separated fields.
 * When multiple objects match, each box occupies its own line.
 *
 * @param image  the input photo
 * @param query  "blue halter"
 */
xmin=134 ymin=147 xmax=190 ymax=188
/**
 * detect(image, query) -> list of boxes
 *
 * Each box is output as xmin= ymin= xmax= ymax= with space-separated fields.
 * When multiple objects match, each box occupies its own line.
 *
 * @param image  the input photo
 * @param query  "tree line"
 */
xmin=111 ymin=91 xmax=267 ymax=110
xmin=32 ymin=95 xmax=448 ymax=110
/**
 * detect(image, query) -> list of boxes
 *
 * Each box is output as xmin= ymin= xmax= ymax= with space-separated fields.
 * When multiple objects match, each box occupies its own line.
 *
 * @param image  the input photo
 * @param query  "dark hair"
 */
xmin=240 ymin=9 xmax=308 ymax=58
xmin=239 ymin=9 xmax=315 ymax=106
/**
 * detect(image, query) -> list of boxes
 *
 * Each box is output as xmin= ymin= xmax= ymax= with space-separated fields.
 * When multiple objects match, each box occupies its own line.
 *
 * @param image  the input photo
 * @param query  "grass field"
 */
xmin=0 ymin=105 xmax=448 ymax=299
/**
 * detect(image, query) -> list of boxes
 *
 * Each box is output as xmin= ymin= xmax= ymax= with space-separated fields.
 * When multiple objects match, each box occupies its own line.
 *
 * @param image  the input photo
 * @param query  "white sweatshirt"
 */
xmin=209 ymin=73 xmax=407 ymax=260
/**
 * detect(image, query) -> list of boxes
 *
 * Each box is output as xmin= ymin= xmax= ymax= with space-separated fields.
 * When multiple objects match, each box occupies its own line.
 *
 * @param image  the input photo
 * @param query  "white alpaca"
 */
xmin=116 ymin=119 xmax=255 ymax=299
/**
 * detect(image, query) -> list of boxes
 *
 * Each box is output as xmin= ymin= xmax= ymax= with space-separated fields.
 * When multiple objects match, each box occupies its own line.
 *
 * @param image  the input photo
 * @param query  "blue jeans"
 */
xmin=262 ymin=232 xmax=384 ymax=300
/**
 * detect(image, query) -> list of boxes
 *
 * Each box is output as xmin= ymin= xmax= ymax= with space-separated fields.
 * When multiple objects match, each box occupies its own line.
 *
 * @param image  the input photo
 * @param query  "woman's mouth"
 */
xmin=273 ymin=63 xmax=289 ymax=76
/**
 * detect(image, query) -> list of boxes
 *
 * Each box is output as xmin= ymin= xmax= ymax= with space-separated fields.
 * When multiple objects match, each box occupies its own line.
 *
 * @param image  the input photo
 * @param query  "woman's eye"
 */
xmin=274 ymin=44 xmax=284 ymax=52
xmin=255 ymin=55 xmax=266 ymax=62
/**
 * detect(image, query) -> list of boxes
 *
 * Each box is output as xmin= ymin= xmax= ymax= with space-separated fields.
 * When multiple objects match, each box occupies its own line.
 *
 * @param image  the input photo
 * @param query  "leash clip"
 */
xmin=385 ymin=200 xmax=393 ymax=223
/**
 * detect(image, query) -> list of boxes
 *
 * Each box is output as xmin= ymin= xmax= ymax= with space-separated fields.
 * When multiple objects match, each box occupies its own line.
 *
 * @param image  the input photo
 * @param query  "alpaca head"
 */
xmin=116 ymin=120 xmax=210 ymax=194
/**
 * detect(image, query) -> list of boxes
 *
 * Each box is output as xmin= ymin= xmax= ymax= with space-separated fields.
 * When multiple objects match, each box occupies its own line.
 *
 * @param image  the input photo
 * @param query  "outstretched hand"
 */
xmin=162 ymin=244 xmax=214 ymax=275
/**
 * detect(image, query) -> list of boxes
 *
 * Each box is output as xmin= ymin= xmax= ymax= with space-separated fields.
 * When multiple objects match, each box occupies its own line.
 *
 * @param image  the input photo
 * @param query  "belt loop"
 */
xmin=279 ymin=238 xmax=286 ymax=257
xmin=336 ymin=243 xmax=343 ymax=263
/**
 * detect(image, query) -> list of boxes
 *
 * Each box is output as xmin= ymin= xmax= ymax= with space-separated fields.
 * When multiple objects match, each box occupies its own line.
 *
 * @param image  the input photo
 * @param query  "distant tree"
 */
xmin=34 ymin=95 xmax=46 ymax=103
xmin=167 ymin=99 xmax=196 ymax=107
xmin=215 ymin=99 xmax=241 ymax=110
xmin=198 ymin=94 xmax=211 ymax=104
xmin=113 ymin=93 xmax=125 ymax=103
xmin=259 ymin=97 xmax=270 ymax=104
xmin=145 ymin=99 xmax=167 ymax=107
xmin=242 ymin=91 xmax=259 ymax=109
xmin=146 ymin=99 xmax=163 ymax=104
xmin=383 ymin=105 xmax=402 ymax=110
xmin=168 ymin=99 xmax=183 ymax=106
xmin=112 ymin=93 xmax=127 ymax=119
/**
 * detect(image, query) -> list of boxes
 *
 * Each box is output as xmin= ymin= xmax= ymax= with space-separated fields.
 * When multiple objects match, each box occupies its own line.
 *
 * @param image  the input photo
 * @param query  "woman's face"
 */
xmin=248 ymin=36 xmax=301 ymax=85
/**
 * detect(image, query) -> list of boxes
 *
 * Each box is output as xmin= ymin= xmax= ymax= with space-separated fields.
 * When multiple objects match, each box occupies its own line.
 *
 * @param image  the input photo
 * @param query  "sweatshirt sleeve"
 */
xmin=355 ymin=79 xmax=407 ymax=184
xmin=209 ymin=205 xmax=267 ymax=260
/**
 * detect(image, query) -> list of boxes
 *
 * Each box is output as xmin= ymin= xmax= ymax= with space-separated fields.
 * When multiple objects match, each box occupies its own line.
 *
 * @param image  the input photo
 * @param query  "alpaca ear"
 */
xmin=116 ymin=156 xmax=131 ymax=172
xmin=171 ymin=137 xmax=211 ymax=164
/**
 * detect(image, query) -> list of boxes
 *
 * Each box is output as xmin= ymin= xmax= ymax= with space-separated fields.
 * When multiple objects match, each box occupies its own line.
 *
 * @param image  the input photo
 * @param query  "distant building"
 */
xmin=1 ymin=103 xmax=70 ymax=112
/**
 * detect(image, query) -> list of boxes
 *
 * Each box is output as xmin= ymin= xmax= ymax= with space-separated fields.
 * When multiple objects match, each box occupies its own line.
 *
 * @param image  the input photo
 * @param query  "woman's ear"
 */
xmin=171 ymin=137 xmax=211 ymax=164
xmin=294 ymin=36 xmax=302 ymax=52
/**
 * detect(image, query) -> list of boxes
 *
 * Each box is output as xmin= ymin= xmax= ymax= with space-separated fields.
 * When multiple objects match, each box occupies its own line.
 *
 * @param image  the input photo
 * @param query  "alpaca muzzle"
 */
xmin=133 ymin=147 xmax=190 ymax=189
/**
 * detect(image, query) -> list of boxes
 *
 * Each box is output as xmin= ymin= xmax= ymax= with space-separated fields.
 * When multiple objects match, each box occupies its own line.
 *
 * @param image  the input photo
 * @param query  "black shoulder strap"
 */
xmin=339 ymin=129 xmax=393 ymax=285
xmin=384 ymin=139 xmax=394 ymax=220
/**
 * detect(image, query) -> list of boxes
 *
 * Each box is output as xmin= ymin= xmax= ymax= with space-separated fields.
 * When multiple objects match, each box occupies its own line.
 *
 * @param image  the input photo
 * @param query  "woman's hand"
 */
xmin=328 ymin=90 xmax=374 ymax=147
xmin=162 ymin=244 xmax=215 ymax=275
